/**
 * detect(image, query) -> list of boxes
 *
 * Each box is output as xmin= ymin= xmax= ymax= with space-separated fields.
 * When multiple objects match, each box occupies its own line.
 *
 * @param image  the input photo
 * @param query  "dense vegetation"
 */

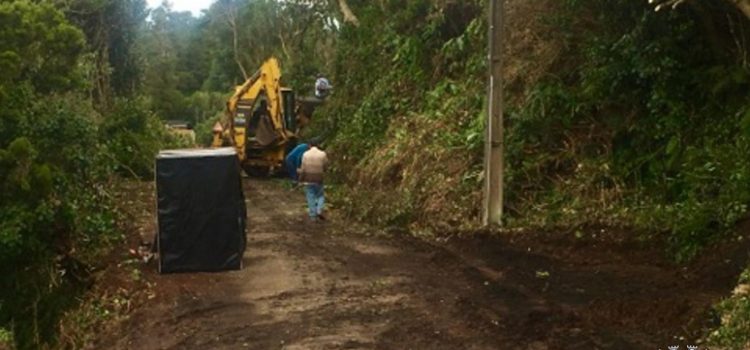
xmin=129 ymin=1 xmax=750 ymax=344
xmin=0 ymin=1 xmax=179 ymax=348
xmin=317 ymin=0 xmax=750 ymax=263
xmin=0 ymin=0 xmax=345 ymax=348
xmin=2 ymin=0 xmax=750 ymax=348
xmin=314 ymin=0 xmax=750 ymax=346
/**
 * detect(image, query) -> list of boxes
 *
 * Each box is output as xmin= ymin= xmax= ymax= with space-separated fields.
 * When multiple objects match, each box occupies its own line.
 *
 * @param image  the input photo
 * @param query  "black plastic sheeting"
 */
xmin=156 ymin=148 xmax=246 ymax=273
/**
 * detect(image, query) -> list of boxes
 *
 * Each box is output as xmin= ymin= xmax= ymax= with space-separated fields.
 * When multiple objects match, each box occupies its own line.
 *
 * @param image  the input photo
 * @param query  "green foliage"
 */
xmin=312 ymin=0 xmax=750 ymax=265
xmin=102 ymin=98 xmax=167 ymax=177
xmin=0 ymin=138 xmax=52 ymax=204
xmin=2 ymin=0 xmax=748 ymax=344
xmin=183 ymin=91 xmax=227 ymax=126
xmin=63 ymin=0 xmax=149 ymax=98
xmin=195 ymin=112 xmax=223 ymax=147
xmin=23 ymin=94 xmax=111 ymax=179
xmin=0 ymin=96 xmax=120 ymax=348
xmin=139 ymin=4 xmax=197 ymax=120
xmin=323 ymin=0 xmax=483 ymax=156
xmin=500 ymin=0 xmax=750 ymax=260
xmin=0 ymin=1 xmax=85 ymax=92
xmin=0 ymin=328 xmax=12 ymax=348
xmin=709 ymin=268 xmax=750 ymax=349
xmin=0 ymin=2 xmax=164 ymax=347
xmin=137 ymin=0 xmax=337 ymax=122
xmin=315 ymin=0 xmax=488 ymax=229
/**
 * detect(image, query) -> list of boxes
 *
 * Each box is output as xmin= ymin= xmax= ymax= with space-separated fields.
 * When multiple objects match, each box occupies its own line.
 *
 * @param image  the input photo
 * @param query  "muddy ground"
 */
xmin=91 ymin=179 xmax=749 ymax=349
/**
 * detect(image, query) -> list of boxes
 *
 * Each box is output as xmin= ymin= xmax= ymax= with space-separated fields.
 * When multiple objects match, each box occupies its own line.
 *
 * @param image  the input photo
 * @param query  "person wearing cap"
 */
xmin=298 ymin=138 xmax=328 ymax=222
xmin=314 ymin=74 xmax=333 ymax=99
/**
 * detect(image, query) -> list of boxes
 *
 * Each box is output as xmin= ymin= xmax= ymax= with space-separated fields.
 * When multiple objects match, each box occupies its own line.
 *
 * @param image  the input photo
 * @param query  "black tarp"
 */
xmin=156 ymin=148 xmax=246 ymax=273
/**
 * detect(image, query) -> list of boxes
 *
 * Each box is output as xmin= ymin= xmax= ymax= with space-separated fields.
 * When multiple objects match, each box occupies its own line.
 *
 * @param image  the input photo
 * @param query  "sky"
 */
xmin=146 ymin=0 xmax=214 ymax=16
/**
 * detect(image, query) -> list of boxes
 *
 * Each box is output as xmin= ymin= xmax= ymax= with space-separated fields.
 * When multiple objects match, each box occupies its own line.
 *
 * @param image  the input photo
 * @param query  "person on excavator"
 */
xmin=314 ymin=74 xmax=332 ymax=100
xmin=248 ymin=99 xmax=268 ymax=133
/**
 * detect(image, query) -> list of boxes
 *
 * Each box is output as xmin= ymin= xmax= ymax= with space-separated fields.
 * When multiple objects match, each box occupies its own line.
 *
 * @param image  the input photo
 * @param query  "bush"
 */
xmin=0 ymin=92 xmax=179 ymax=348
xmin=500 ymin=0 xmax=750 ymax=260
xmin=709 ymin=268 xmax=750 ymax=349
xmin=320 ymin=0 xmax=750 ymax=263
xmin=0 ymin=1 xmax=176 ymax=347
xmin=102 ymin=98 xmax=169 ymax=177
xmin=0 ymin=90 xmax=126 ymax=348
xmin=194 ymin=112 xmax=223 ymax=147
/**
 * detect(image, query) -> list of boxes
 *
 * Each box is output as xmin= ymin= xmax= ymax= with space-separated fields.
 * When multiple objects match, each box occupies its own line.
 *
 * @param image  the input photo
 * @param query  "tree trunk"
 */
xmin=223 ymin=3 xmax=248 ymax=80
xmin=337 ymin=0 xmax=360 ymax=26
xmin=232 ymin=21 xmax=249 ymax=80
xmin=93 ymin=12 xmax=112 ymax=112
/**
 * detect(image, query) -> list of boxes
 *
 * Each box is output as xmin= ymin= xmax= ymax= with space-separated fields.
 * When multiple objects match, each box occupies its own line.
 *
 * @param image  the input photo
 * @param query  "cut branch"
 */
xmin=222 ymin=2 xmax=249 ymax=79
xmin=337 ymin=0 xmax=360 ymax=26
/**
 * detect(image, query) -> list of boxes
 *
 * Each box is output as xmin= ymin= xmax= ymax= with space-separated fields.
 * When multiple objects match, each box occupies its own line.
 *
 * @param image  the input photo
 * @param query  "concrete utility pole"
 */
xmin=483 ymin=0 xmax=504 ymax=226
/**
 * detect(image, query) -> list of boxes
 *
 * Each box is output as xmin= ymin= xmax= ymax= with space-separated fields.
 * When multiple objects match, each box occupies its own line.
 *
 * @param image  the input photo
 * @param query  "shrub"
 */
xmin=102 ymin=98 xmax=168 ymax=177
xmin=709 ymin=268 xmax=750 ymax=349
xmin=0 ymin=91 xmax=122 ymax=348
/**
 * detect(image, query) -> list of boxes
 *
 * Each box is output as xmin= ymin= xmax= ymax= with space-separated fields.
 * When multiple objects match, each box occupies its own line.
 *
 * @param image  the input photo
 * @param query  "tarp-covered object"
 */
xmin=156 ymin=148 xmax=246 ymax=273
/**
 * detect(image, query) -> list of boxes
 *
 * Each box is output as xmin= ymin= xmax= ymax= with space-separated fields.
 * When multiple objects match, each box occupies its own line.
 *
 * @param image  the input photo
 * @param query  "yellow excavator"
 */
xmin=212 ymin=57 xmax=319 ymax=175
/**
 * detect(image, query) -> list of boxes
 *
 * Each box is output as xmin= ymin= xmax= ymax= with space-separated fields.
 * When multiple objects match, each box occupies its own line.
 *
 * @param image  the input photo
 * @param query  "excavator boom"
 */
xmin=215 ymin=57 xmax=309 ymax=175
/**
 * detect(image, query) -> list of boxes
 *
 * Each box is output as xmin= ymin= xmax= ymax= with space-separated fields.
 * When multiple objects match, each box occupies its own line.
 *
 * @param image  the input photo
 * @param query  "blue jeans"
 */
xmin=304 ymin=184 xmax=325 ymax=218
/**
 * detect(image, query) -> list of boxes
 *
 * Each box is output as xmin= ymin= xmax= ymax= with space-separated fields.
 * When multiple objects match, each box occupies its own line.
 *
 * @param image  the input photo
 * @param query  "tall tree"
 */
xmin=139 ymin=3 xmax=191 ymax=120
xmin=59 ymin=0 xmax=148 ymax=110
xmin=201 ymin=0 xmax=338 ymax=89
xmin=0 ymin=0 xmax=86 ymax=143
xmin=0 ymin=1 xmax=85 ymax=94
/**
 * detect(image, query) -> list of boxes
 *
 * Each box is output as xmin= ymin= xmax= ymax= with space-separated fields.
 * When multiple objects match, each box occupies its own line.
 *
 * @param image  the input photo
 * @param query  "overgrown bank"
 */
xmin=0 ymin=2 xmax=181 ymax=348
xmin=314 ymin=0 xmax=750 ymax=346
xmin=318 ymin=0 xmax=750 ymax=259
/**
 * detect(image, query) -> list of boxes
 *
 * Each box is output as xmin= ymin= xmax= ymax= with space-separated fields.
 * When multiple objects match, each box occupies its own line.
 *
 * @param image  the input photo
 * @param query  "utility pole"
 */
xmin=483 ymin=0 xmax=504 ymax=226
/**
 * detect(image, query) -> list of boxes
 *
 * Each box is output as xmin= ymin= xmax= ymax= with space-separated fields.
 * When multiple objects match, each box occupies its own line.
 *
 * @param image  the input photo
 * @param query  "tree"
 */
xmin=0 ymin=1 xmax=85 ymax=143
xmin=138 ymin=3 xmax=191 ymax=120
xmin=336 ymin=0 xmax=359 ymax=26
xmin=59 ymin=0 xmax=148 ymax=110
xmin=0 ymin=1 xmax=85 ymax=94
xmin=216 ymin=0 xmax=249 ymax=79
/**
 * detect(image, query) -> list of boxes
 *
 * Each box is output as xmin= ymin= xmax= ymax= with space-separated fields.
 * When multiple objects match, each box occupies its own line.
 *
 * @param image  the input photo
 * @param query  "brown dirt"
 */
xmin=88 ymin=179 xmax=749 ymax=350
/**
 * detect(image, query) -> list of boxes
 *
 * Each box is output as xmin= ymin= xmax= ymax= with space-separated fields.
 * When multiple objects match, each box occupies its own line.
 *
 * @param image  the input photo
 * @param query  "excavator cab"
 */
xmin=281 ymin=88 xmax=296 ymax=132
xmin=234 ymin=90 xmax=298 ymax=175
xmin=239 ymin=91 xmax=295 ymax=146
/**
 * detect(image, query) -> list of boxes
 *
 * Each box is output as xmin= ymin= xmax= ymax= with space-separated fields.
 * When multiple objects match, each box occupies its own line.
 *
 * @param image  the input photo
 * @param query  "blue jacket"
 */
xmin=285 ymin=143 xmax=309 ymax=180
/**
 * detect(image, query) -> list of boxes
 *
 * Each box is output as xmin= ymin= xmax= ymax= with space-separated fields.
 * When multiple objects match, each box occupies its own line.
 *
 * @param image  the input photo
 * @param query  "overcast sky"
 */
xmin=147 ymin=0 xmax=214 ymax=16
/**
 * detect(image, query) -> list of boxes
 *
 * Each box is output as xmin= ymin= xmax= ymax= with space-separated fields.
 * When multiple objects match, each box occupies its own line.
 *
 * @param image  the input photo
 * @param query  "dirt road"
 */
xmin=94 ymin=179 xmax=748 ymax=349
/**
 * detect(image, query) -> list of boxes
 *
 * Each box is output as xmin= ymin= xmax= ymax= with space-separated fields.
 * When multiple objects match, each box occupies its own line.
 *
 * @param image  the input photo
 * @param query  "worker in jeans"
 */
xmin=298 ymin=138 xmax=328 ymax=222
xmin=285 ymin=142 xmax=309 ymax=183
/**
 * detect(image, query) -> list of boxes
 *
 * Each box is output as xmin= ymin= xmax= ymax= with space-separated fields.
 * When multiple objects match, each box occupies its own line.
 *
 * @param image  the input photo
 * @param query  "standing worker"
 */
xmin=285 ymin=142 xmax=309 ymax=182
xmin=298 ymin=138 xmax=328 ymax=222
xmin=314 ymin=74 xmax=333 ymax=100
